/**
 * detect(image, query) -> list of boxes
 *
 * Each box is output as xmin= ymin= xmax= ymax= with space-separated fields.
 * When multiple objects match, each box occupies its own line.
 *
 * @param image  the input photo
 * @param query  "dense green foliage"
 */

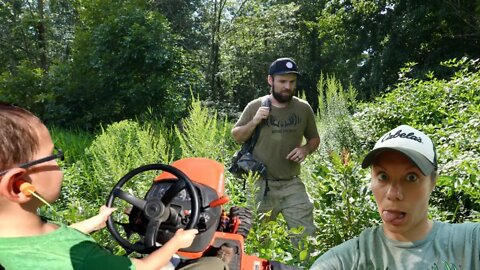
xmin=312 ymin=0 xmax=480 ymax=98
xmin=218 ymin=1 xmax=300 ymax=111
xmin=1 ymin=0 xmax=204 ymax=129
xmin=50 ymin=0 xmax=203 ymax=129
xmin=2 ymin=0 xmax=479 ymax=128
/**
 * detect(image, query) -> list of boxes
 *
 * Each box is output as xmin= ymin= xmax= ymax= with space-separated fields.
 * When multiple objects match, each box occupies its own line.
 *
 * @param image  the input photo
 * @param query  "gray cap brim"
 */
xmin=361 ymin=147 xmax=435 ymax=176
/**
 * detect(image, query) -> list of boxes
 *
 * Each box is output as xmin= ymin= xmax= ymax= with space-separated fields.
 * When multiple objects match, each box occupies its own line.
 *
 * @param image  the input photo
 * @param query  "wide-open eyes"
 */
xmin=405 ymin=173 xmax=419 ymax=182
xmin=376 ymin=172 xmax=388 ymax=181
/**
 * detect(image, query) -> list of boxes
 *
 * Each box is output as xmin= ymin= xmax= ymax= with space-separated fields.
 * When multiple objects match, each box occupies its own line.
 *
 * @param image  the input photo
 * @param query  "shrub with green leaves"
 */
xmin=87 ymin=120 xmax=170 ymax=179
xmin=50 ymin=0 xmax=203 ymax=129
xmin=305 ymin=150 xmax=379 ymax=257
xmin=0 ymin=60 xmax=50 ymax=117
xmin=316 ymin=73 xmax=360 ymax=154
xmin=175 ymin=95 xmax=233 ymax=162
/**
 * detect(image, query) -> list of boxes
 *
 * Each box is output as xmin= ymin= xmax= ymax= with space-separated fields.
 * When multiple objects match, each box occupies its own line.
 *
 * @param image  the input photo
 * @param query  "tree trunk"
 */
xmin=37 ymin=0 xmax=48 ymax=70
xmin=208 ymin=0 xmax=225 ymax=101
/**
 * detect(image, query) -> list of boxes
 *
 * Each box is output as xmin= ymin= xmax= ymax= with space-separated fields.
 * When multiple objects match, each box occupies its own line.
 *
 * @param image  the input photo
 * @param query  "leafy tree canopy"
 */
xmin=312 ymin=0 xmax=480 ymax=98
xmin=48 ymin=0 xmax=204 ymax=129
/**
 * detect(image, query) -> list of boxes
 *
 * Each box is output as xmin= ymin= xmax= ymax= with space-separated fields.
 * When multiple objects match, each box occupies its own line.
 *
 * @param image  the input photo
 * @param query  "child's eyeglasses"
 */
xmin=0 ymin=147 xmax=64 ymax=176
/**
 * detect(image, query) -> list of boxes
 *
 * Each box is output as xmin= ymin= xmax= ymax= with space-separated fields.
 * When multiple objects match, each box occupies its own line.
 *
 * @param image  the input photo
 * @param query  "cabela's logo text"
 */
xmin=381 ymin=129 xmax=423 ymax=143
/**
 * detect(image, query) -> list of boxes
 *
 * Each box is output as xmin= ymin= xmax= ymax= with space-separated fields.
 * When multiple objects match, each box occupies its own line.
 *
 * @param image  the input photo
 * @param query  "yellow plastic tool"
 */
xmin=14 ymin=180 xmax=52 ymax=208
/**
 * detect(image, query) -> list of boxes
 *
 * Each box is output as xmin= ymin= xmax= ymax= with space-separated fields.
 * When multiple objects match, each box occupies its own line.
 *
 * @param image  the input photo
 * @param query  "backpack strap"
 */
xmin=246 ymin=96 xmax=271 ymax=152
xmin=241 ymin=96 xmax=271 ymax=192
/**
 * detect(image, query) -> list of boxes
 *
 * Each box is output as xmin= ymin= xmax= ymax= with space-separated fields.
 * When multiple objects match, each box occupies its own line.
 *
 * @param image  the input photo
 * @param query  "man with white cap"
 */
xmin=310 ymin=125 xmax=480 ymax=269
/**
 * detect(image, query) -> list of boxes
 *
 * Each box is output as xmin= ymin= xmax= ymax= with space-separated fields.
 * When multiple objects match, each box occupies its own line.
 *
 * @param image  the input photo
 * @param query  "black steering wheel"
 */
xmin=106 ymin=164 xmax=200 ymax=253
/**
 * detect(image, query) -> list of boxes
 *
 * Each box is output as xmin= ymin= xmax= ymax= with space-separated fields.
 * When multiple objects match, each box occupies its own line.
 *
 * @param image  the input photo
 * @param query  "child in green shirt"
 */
xmin=0 ymin=103 xmax=227 ymax=270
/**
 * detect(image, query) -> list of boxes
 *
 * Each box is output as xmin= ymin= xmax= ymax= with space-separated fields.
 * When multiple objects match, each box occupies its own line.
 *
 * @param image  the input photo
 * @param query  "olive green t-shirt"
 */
xmin=0 ymin=223 xmax=135 ymax=270
xmin=235 ymin=95 xmax=319 ymax=179
xmin=310 ymin=221 xmax=480 ymax=270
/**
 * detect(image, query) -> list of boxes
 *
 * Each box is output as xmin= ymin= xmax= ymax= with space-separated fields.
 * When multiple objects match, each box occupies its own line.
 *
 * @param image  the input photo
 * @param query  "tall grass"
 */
xmin=49 ymin=126 xmax=94 ymax=163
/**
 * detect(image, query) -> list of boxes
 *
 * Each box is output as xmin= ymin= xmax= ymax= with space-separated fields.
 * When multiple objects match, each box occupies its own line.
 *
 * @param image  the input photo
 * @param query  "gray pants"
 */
xmin=254 ymin=176 xmax=315 ymax=243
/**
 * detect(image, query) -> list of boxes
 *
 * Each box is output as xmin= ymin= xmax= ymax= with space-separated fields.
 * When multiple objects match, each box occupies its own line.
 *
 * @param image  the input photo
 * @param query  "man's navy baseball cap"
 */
xmin=268 ymin=58 xmax=299 ymax=75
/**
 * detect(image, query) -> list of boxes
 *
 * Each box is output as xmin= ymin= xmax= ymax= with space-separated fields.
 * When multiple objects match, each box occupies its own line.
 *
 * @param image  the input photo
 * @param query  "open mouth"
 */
xmin=382 ymin=210 xmax=406 ymax=224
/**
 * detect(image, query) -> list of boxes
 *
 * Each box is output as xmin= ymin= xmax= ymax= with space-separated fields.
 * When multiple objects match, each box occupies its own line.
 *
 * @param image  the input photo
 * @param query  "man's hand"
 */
xmin=252 ymin=106 xmax=270 ymax=125
xmin=286 ymin=146 xmax=310 ymax=163
xmin=287 ymin=138 xmax=320 ymax=163
xmin=232 ymin=103 xmax=271 ymax=143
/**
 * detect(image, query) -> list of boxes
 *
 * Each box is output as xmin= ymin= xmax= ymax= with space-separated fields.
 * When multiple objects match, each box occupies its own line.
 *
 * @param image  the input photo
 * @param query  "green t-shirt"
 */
xmin=235 ymin=95 xmax=319 ymax=179
xmin=310 ymin=221 xmax=480 ymax=270
xmin=0 ymin=223 xmax=134 ymax=270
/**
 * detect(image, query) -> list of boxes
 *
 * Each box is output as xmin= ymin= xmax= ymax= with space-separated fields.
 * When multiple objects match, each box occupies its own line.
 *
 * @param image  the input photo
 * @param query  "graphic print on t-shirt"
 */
xmin=267 ymin=113 xmax=301 ymax=134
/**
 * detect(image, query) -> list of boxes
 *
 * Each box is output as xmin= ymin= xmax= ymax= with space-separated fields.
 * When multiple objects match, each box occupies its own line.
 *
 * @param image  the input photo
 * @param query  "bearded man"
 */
xmin=231 ymin=57 xmax=320 ymax=245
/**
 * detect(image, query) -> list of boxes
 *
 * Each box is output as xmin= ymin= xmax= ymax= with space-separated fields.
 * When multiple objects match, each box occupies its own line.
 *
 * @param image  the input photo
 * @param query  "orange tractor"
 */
xmin=106 ymin=157 xmax=300 ymax=270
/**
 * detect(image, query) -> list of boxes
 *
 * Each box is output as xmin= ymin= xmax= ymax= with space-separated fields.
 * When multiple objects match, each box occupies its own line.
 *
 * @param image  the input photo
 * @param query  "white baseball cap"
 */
xmin=361 ymin=125 xmax=437 ymax=175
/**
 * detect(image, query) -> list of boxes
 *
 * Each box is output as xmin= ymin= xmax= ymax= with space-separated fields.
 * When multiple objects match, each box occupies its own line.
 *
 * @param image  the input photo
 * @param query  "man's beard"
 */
xmin=272 ymin=85 xmax=294 ymax=103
